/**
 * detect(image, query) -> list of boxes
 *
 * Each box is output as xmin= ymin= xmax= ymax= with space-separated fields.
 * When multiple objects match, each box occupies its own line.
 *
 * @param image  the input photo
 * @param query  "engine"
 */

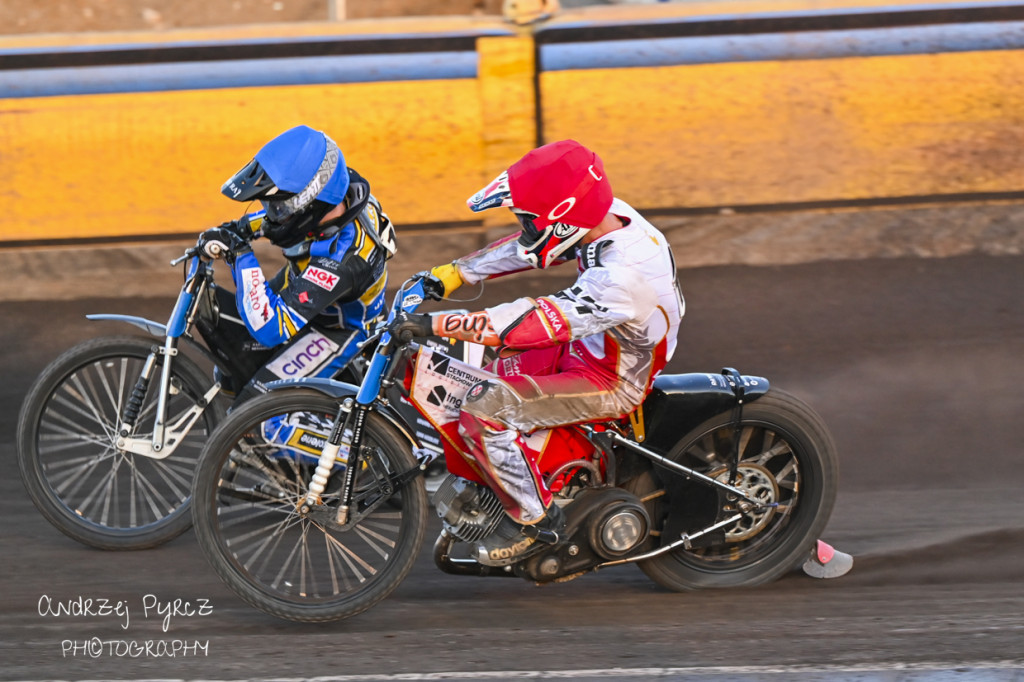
xmin=432 ymin=473 xmax=652 ymax=582
xmin=431 ymin=475 xmax=505 ymax=543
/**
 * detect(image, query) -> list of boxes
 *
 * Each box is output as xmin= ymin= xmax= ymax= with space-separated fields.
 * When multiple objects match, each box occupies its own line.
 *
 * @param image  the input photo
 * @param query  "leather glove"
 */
xmin=388 ymin=312 xmax=434 ymax=343
xmin=197 ymin=221 xmax=252 ymax=261
xmin=427 ymin=263 xmax=464 ymax=299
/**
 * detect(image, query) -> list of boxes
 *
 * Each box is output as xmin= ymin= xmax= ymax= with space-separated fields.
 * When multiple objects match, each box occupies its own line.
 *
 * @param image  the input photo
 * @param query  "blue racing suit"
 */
xmin=196 ymin=170 xmax=397 ymax=402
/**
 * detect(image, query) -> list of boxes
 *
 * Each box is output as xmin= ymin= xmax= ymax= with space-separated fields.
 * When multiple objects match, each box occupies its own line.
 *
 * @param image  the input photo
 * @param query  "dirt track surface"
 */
xmin=1 ymin=253 xmax=1023 ymax=680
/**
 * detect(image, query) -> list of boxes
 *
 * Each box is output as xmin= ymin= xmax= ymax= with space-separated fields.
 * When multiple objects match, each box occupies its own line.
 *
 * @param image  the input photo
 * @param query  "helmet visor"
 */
xmin=514 ymin=209 xmax=543 ymax=246
xmin=260 ymin=195 xmax=300 ymax=223
xmin=514 ymin=209 xmax=585 ymax=269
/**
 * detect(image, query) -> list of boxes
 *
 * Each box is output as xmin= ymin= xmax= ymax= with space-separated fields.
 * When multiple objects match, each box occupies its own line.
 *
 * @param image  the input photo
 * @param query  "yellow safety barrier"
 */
xmin=0 ymin=80 xmax=487 ymax=241
xmin=542 ymin=49 xmax=1024 ymax=209
xmin=1 ymin=1 xmax=1022 ymax=244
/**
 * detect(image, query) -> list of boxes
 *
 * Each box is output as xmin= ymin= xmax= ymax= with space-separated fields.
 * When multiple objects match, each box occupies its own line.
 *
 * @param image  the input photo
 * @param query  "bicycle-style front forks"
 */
xmin=299 ymin=341 xmax=413 ymax=524
xmin=299 ymin=396 xmax=374 ymax=526
xmin=115 ymin=269 xmax=221 ymax=460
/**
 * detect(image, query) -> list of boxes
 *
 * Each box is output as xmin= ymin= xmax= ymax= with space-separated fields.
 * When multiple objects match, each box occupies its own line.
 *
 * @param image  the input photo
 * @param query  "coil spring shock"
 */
xmin=300 ymin=400 xmax=353 ymax=512
xmin=119 ymin=351 xmax=159 ymax=436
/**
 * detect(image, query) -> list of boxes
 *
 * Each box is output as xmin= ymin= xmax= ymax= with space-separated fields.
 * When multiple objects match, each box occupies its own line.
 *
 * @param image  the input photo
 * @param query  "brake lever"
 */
xmin=410 ymin=271 xmax=446 ymax=302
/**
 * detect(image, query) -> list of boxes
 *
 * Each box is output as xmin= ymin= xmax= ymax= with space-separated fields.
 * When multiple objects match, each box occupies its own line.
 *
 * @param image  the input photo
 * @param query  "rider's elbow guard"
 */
xmin=499 ymin=297 xmax=572 ymax=350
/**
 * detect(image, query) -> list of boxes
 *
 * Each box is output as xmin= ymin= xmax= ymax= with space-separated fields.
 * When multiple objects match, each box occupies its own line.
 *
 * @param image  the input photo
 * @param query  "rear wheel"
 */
xmin=192 ymin=390 xmax=427 ymax=622
xmin=626 ymin=388 xmax=838 ymax=590
xmin=17 ymin=335 xmax=221 ymax=550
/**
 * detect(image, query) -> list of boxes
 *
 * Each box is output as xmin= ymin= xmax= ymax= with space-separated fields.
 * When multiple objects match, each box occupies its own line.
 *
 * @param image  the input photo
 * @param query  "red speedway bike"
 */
xmin=192 ymin=275 xmax=846 ymax=622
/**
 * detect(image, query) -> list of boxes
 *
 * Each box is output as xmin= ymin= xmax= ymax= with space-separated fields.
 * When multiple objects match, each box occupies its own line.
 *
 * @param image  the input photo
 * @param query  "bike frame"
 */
xmin=296 ymin=277 xmax=777 ymax=536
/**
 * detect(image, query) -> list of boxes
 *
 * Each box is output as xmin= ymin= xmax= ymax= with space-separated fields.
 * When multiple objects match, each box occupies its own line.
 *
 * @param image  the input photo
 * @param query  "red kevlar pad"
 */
xmin=501 ymin=297 xmax=571 ymax=350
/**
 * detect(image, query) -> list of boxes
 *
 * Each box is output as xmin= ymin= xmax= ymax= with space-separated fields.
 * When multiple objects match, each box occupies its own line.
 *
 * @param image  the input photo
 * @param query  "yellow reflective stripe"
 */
xmin=283 ymin=312 xmax=300 ymax=338
xmin=246 ymin=214 xmax=264 ymax=236
xmin=360 ymin=271 xmax=387 ymax=306
xmin=273 ymin=301 xmax=302 ymax=339
xmin=356 ymin=220 xmax=376 ymax=261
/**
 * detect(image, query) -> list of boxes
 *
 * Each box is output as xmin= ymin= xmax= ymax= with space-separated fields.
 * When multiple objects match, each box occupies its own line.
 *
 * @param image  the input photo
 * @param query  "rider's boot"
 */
xmin=802 ymin=539 xmax=854 ymax=578
xmin=475 ymin=503 xmax=566 ymax=567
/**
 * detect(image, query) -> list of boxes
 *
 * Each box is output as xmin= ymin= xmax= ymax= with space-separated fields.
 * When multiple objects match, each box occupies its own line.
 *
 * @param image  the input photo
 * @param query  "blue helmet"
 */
xmin=222 ymin=125 xmax=350 ymax=247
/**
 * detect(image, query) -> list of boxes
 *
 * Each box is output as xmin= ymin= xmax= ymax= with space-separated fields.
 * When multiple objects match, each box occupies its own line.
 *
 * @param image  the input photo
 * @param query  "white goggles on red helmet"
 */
xmin=513 ymin=209 xmax=587 ymax=269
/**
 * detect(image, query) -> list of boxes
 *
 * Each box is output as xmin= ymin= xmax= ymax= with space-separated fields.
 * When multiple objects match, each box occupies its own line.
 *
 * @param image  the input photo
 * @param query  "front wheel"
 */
xmin=192 ymin=390 xmax=428 ymax=623
xmin=626 ymin=388 xmax=838 ymax=590
xmin=17 ymin=335 xmax=222 ymax=550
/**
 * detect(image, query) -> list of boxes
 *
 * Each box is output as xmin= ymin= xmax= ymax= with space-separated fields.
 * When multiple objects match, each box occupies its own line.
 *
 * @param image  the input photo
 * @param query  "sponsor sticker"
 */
xmin=501 ymin=354 xmax=522 ymax=376
xmin=537 ymin=298 xmax=565 ymax=335
xmin=581 ymin=241 xmax=607 ymax=270
xmin=302 ymin=265 xmax=340 ymax=291
xmin=553 ymin=222 xmax=577 ymax=238
xmin=286 ymin=429 xmax=329 ymax=456
xmin=240 ymin=268 xmax=274 ymax=331
xmin=411 ymin=347 xmax=494 ymax=426
xmin=313 ymin=258 xmax=341 ymax=272
xmin=265 ymin=331 xmax=341 ymax=379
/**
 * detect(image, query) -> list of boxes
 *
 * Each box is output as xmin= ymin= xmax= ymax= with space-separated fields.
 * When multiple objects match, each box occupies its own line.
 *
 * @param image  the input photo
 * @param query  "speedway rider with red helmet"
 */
xmin=391 ymin=140 xmax=685 ymax=564
xmin=196 ymin=125 xmax=397 ymax=402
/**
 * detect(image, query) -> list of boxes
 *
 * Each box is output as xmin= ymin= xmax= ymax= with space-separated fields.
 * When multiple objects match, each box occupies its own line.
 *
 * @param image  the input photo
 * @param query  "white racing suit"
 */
xmin=452 ymin=199 xmax=684 ymax=524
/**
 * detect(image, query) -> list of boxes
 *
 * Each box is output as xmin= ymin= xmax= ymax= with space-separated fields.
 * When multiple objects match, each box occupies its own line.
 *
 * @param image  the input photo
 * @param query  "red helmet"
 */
xmin=467 ymin=140 xmax=613 ymax=269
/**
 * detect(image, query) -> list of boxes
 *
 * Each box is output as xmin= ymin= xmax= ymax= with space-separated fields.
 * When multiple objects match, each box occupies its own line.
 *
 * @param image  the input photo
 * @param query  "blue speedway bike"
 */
xmin=17 ymin=247 xmax=475 ymax=551
xmin=191 ymin=274 xmax=842 ymax=623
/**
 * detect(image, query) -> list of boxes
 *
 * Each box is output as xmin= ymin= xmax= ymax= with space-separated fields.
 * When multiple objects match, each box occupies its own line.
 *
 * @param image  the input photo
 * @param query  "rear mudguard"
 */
xmin=640 ymin=368 xmax=770 ymax=454
xmin=264 ymin=377 xmax=422 ymax=451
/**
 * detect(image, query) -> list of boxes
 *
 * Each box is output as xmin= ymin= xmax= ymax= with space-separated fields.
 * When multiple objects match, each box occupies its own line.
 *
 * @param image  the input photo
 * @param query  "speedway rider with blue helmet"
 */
xmin=195 ymin=125 xmax=397 ymax=402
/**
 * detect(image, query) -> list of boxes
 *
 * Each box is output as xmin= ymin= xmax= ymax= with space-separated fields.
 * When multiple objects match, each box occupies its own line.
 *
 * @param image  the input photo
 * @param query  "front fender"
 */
xmin=264 ymin=377 xmax=421 ymax=450
xmin=87 ymin=313 xmax=166 ymax=338
xmin=266 ymin=377 xmax=361 ymax=399
xmin=641 ymin=369 xmax=770 ymax=454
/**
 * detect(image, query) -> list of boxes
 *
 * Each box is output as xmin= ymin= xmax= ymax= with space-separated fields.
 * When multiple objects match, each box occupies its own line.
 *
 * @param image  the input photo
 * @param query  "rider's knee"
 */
xmin=458 ymin=380 xmax=509 ymax=440
xmin=463 ymin=379 xmax=507 ymax=415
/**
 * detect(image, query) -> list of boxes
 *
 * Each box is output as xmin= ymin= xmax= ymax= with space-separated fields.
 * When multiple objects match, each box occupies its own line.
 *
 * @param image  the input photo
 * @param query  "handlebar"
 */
xmin=170 ymin=245 xmax=217 ymax=267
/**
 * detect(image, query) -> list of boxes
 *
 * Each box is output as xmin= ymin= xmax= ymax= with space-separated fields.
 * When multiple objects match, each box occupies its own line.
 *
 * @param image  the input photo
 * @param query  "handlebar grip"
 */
xmin=398 ymin=329 xmax=414 ymax=344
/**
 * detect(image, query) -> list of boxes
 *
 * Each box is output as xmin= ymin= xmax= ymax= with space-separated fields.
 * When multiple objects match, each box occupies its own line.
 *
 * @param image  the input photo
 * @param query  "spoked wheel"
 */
xmin=626 ymin=388 xmax=838 ymax=590
xmin=192 ymin=389 xmax=427 ymax=623
xmin=17 ymin=335 xmax=222 ymax=550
